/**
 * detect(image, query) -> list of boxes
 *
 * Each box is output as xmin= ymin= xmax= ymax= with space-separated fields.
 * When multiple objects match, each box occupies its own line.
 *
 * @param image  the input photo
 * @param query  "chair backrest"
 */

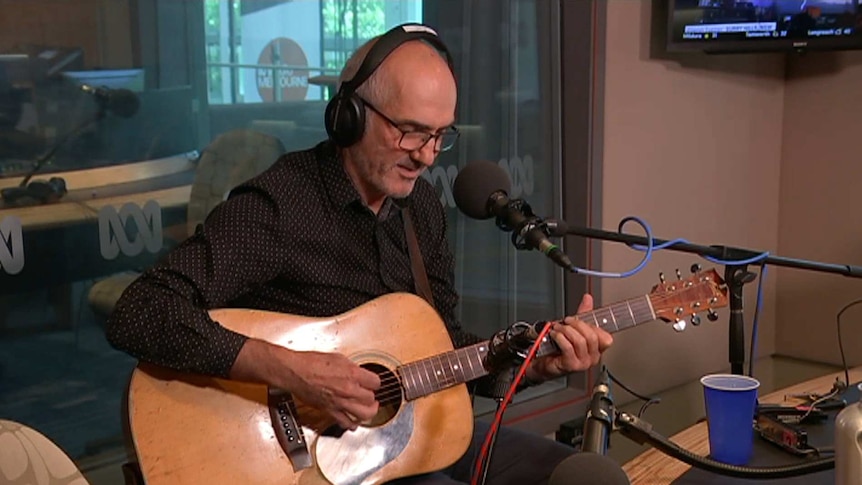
xmin=0 ymin=419 xmax=90 ymax=484
xmin=186 ymin=129 xmax=286 ymax=236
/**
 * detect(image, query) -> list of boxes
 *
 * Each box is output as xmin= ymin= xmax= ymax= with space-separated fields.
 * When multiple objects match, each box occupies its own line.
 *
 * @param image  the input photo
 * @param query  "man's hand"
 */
xmin=230 ymin=340 xmax=380 ymax=431
xmin=526 ymin=294 xmax=613 ymax=383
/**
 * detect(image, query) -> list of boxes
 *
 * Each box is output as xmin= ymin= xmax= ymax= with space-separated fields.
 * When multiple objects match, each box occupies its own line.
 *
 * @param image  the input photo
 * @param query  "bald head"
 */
xmin=340 ymin=37 xmax=455 ymax=109
xmin=374 ymin=41 xmax=455 ymax=110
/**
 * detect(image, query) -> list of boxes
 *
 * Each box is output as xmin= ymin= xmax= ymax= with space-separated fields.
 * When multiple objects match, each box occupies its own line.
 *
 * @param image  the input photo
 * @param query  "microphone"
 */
xmin=80 ymin=84 xmax=140 ymax=118
xmin=452 ymin=160 xmax=575 ymax=272
xmin=549 ymin=452 xmax=631 ymax=485
xmin=582 ymin=366 xmax=614 ymax=455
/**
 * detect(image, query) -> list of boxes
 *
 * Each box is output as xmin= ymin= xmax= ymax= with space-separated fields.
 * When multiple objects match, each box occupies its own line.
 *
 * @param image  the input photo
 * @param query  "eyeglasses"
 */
xmin=361 ymin=98 xmax=460 ymax=152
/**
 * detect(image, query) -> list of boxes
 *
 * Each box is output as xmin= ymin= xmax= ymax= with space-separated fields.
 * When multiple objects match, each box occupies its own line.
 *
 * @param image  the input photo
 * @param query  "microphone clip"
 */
xmin=581 ymin=366 xmax=616 ymax=455
xmin=484 ymin=321 xmax=547 ymax=372
xmin=495 ymin=198 xmax=557 ymax=251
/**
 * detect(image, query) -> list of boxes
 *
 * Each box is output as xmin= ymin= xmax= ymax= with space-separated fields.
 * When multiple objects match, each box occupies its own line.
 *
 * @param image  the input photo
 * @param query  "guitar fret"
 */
xmin=608 ymin=306 xmax=619 ymax=331
xmin=411 ymin=363 xmax=424 ymax=400
xmin=435 ymin=354 xmax=448 ymax=391
xmin=465 ymin=347 xmax=477 ymax=379
xmin=452 ymin=351 xmax=463 ymax=384
xmin=402 ymin=364 xmax=414 ymax=400
xmin=425 ymin=355 xmax=439 ymax=394
xmin=411 ymin=362 xmax=425 ymax=398
xmin=472 ymin=344 xmax=487 ymax=380
xmin=442 ymin=353 xmax=456 ymax=388
xmin=630 ymin=298 xmax=647 ymax=324
xmin=599 ymin=307 xmax=618 ymax=331
xmin=625 ymin=301 xmax=636 ymax=328
xmin=421 ymin=359 xmax=434 ymax=396
xmin=610 ymin=303 xmax=630 ymax=329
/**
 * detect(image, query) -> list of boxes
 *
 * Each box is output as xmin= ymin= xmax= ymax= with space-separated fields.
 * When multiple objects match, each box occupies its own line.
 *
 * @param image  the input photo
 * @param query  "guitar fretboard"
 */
xmin=397 ymin=295 xmax=656 ymax=401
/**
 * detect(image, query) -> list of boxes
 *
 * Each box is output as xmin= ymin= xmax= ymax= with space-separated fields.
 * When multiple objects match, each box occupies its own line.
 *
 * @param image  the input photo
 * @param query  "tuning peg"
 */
xmin=690 ymin=263 xmax=702 ymax=274
xmin=691 ymin=314 xmax=701 ymax=326
xmin=707 ymin=309 xmax=719 ymax=321
xmin=672 ymin=320 xmax=687 ymax=332
xmin=659 ymin=272 xmax=666 ymax=284
xmin=676 ymin=268 xmax=682 ymax=280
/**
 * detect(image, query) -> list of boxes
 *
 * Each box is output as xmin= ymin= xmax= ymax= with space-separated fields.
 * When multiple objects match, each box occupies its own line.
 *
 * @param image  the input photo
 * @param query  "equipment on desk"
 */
xmin=0 ymin=176 xmax=66 ymax=205
xmin=613 ymin=380 xmax=862 ymax=480
xmin=615 ymin=410 xmax=834 ymax=479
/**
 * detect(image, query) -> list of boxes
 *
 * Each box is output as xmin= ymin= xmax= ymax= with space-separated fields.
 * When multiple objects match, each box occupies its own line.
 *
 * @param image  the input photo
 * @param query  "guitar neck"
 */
xmin=398 ymin=294 xmax=655 ymax=401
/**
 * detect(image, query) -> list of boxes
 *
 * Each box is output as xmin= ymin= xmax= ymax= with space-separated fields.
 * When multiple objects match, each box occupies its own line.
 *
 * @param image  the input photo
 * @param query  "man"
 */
xmin=107 ymin=23 xmax=613 ymax=484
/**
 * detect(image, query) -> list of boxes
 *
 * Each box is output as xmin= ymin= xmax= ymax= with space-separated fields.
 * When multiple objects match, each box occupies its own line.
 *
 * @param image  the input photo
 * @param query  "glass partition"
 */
xmin=0 ymin=0 xmax=571 ymax=473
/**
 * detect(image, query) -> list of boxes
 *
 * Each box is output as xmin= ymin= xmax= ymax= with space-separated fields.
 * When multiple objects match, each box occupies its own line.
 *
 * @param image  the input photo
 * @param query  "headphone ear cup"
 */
xmin=325 ymin=92 xmax=366 ymax=147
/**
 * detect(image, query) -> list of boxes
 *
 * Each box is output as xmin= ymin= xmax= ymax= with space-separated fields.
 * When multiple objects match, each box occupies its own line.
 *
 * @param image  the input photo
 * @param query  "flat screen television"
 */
xmin=665 ymin=0 xmax=862 ymax=53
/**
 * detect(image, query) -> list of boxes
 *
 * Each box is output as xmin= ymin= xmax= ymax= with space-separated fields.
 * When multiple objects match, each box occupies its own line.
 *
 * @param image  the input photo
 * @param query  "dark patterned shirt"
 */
xmin=106 ymin=141 xmax=483 ymax=378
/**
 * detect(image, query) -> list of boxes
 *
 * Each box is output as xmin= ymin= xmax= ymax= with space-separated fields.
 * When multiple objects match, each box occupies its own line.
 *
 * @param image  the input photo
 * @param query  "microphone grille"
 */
xmin=452 ymin=160 xmax=512 ymax=220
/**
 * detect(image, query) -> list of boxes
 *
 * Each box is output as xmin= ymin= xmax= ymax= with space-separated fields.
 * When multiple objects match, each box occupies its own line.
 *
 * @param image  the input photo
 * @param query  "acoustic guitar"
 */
xmin=126 ymin=268 xmax=727 ymax=485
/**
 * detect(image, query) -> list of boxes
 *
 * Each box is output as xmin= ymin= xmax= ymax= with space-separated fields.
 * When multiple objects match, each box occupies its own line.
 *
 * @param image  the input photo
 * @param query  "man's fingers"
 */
xmin=342 ymin=399 xmax=379 ymax=423
xmin=355 ymin=367 xmax=382 ymax=390
xmin=576 ymin=293 xmax=594 ymax=313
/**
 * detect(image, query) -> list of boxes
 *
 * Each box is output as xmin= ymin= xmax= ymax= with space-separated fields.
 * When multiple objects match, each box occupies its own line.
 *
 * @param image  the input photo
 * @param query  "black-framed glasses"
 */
xmin=361 ymin=98 xmax=460 ymax=152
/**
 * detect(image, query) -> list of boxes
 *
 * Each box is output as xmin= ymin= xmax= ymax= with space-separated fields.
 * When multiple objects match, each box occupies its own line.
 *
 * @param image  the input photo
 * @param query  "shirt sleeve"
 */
xmin=105 ymin=182 xmax=288 ymax=378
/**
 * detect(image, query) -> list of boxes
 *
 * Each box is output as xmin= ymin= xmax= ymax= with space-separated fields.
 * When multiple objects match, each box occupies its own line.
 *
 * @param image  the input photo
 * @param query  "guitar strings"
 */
xmin=368 ymin=289 xmax=720 ymax=405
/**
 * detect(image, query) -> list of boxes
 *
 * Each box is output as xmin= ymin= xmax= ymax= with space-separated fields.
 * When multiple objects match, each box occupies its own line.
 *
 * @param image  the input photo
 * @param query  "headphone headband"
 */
xmin=324 ymin=23 xmax=454 ymax=148
xmin=339 ymin=23 xmax=454 ymax=95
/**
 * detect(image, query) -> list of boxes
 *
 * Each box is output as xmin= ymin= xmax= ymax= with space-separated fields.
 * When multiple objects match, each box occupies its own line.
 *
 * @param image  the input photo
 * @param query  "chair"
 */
xmin=87 ymin=129 xmax=286 ymax=318
xmin=0 ymin=419 xmax=90 ymax=485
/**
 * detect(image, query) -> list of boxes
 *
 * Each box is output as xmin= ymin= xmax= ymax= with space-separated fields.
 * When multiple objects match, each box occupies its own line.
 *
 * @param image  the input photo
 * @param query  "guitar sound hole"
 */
xmin=362 ymin=362 xmax=403 ymax=428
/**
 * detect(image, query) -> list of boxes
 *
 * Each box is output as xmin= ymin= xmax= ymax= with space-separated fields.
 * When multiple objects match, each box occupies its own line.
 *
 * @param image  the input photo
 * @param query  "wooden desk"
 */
xmin=622 ymin=366 xmax=862 ymax=484
xmin=0 ymin=185 xmax=191 ymax=231
xmin=0 ymin=153 xmax=196 ymax=231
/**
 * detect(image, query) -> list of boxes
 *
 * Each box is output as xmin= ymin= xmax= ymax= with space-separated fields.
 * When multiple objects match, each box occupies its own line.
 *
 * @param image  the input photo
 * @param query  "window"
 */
xmin=0 ymin=0 xmax=589 ymax=477
xmin=204 ymin=0 xmax=423 ymax=105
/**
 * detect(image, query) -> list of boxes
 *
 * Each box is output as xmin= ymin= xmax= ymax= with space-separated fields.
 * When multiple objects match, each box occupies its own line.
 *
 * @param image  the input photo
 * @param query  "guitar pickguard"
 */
xmin=314 ymin=400 xmax=415 ymax=485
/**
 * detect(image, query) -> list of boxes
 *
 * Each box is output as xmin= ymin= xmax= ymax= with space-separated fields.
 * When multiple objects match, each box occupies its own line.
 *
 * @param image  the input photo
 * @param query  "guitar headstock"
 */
xmin=649 ymin=266 xmax=728 ymax=332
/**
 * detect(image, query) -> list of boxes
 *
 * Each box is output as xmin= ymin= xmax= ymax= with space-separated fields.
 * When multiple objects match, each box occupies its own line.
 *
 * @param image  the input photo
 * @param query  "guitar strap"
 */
xmin=403 ymin=208 xmax=436 ymax=309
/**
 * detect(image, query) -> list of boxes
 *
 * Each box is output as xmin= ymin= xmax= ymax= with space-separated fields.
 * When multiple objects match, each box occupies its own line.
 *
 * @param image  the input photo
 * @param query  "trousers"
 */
xmin=385 ymin=420 xmax=575 ymax=485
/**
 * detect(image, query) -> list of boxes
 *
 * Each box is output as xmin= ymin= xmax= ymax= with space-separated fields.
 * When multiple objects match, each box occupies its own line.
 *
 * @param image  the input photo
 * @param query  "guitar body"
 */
xmin=127 ymin=293 xmax=474 ymax=485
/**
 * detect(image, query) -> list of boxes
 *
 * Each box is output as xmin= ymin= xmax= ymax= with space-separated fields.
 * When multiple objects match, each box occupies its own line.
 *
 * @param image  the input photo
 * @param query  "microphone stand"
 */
xmin=19 ymin=106 xmax=106 ymax=187
xmin=552 ymin=223 xmax=862 ymax=376
xmin=613 ymin=410 xmax=834 ymax=479
xmin=582 ymin=366 xmax=614 ymax=455
xmin=1 ymin=105 xmax=106 ymax=205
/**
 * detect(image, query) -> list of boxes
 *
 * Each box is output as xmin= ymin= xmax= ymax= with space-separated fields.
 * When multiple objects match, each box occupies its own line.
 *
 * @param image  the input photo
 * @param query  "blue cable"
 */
xmin=569 ymin=215 xmax=769 ymax=380
xmin=571 ymin=216 xmax=654 ymax=278
xmin=571 ymin=215 xmax=771 ymax=277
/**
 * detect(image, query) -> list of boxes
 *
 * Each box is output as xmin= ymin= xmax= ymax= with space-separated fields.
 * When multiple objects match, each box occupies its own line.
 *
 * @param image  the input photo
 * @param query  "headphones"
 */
xmin=324 ymin=23 xmax=454 ymax=148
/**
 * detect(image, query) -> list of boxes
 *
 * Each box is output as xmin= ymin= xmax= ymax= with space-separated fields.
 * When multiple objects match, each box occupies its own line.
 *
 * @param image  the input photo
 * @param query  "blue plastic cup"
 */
xmin=701 ymin=374 xmax=760 ymax=465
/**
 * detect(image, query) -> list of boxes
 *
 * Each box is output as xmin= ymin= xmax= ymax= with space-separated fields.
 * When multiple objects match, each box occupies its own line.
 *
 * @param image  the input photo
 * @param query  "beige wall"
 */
xmin=777 ymin=51 xmax=862 ymax=366
xmin=594 ymin=1 xmax=787 ymax=398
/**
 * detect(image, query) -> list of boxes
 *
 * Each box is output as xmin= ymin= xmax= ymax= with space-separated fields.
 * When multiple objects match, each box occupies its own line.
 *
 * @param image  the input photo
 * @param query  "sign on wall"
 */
xmin=0 ymin=216 xmax=24 ymax=275
xmin=256 ymin=37 xmax=310 ymax=102
xmin=98 ymin=200 xmax=163 ymax=260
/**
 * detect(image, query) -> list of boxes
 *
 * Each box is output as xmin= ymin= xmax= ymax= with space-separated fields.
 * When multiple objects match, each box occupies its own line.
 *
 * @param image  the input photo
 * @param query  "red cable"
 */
xmin=470 ymin=321 xmax=556 ymax=485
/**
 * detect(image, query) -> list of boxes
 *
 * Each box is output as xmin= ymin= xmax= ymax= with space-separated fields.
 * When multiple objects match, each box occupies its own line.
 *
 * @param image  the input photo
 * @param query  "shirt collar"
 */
xmin=316 ymin=141 xmax=408 ymax=221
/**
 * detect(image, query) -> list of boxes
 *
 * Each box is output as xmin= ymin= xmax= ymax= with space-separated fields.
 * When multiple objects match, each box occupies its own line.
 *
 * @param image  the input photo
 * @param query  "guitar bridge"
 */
xmin=268 ymin=387 xmax=311 ymax=471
